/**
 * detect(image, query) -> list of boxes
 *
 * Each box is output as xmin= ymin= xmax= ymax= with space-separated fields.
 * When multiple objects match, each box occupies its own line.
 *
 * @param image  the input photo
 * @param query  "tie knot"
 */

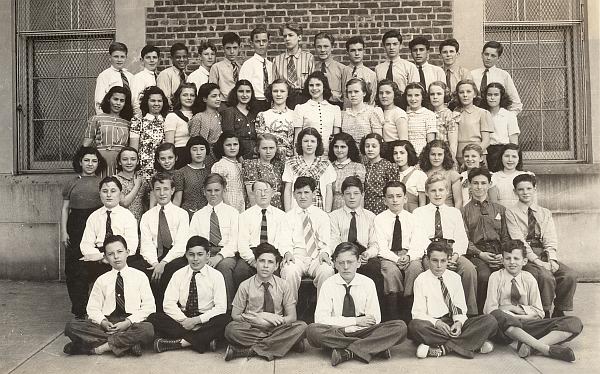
xmin=436 ymin=207 xmax=440 ymax=211
xmin=511 ymin=277 xmax=517 ymax=284
xmin=350 ymin=211 xmax=356 ymax=217
xmin=484 ymin=68 xmax=489 ymax=72
xmin=438 ymin=276 xmax=444 ymax=281
xmin=263 ymin=282 xmax=271 ymax=289
xmin=261 ymin=208 xmax=267 ymax=215
xmin=106 ymin=210 xmax=112 ymax=216
xmin=160 ymin=206 xmax=165 ymax=212
xmin=344 ymin=284 xmax=351 ymax=293
xmin=395 ymin=214 xmax=400 ymax=220
xmin=418 ymin=65 xmax=423 ymax=70
xmin=192 ymin=270 xmax=200 ymax=277
xmin=117 ymin=271 xmax=121 ymax=276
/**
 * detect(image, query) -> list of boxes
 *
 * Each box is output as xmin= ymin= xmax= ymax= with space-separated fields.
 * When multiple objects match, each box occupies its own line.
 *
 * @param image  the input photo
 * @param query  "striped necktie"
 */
xmin=302 ymin=210 xmax=317 ymax=257
xmin=439 ymin=275 xmax=462 ymax=317
xmin=114 ymin=271 xmax=126 ymax=316
xmin=287 ymin=56 xmax=298 ymax=86
xmin=511 ymin=278 xmax=521 ymax=306
xmin=232 ymin=61 xmax=239 ymax=82
xmin=260 ymin=208 xmax=268 ymax=243
xmin=120 ymin=70 xmax=130 ymax=92
xmin=209 ymin=208 xmax=222 ymax=247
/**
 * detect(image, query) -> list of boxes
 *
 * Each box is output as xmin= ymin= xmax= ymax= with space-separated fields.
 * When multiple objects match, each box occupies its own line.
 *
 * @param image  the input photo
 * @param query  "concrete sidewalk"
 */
xmin=1 ymin=280 xmax=597 ymax=374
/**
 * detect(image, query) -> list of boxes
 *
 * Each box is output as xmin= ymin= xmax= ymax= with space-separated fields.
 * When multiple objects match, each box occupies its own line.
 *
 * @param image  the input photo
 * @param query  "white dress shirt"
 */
xmin=87 ymin=266 xmax=155 ymax=325
xmin=374 ymin=58 xmax=419 ymax=93
xmin=239 ymin=53 xmax=273 ymax=101
xmin=490 ymin=108 xmax=520 ymax=145
xmin=277 ymin=205 xmax=331 ymax=257
xmin=329 ymin=206 xmax=378 ymax=258
xmin=412 ymin=269 xmax=468 ymax=325
xmin=416 ymin=62 xmax=446 ymax=90
xmin=157 ymin=66 xmax=187 ymax=105
xmin=187 ymin=65 xmax=210 ymax=93
xmin=189 ymin=202 xmax=239 ymax=258
xmin=412 ymin=203 xmax=468 ymax=255
xmin=374 ymin=209 xmax=430 ymax=262
xmin=471 ymin=65 xmax=523 ymax=114
xmin=131 ymin=68 xmax=157 ymax=116
xmin=238 ymin=204 xmax=286 ymax=263
xmin=94 ymin=66 xmax=134 ymax=114
xmin=139 ymin=202 xmax=190 ymax=265
xmin=315 ymin=273 xmax=381 ymax=332
xmin=163 ymin=264 xmax=227 ymax=324
xmin=80 ymin=205 xmax=138 ymax=261
xmin=483 ymin=268 xmax=544 ymax=319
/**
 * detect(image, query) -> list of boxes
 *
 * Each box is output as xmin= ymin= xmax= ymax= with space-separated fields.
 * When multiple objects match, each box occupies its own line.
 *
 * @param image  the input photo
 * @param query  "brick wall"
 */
xmin=146 ymin=0 xmax=453 ymax=71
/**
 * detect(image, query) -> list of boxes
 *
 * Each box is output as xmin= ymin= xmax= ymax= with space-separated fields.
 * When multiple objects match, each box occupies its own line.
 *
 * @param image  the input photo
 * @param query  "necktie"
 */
xmin=178 ymin=68 xmax=186 ymax=85
xmin=303 ymin=210 xmax=317 ymax=257
xmin=348 ymin=211 xmax=357 ymax=243
xmin=185 ymin=271 xmax=201 ymax=317
xmin=391 ymin=215 xmax=402 ymax=251
xmin=287 ymin=56 xmax=298 ymax=86
xmin=114 ymin=271 xmax=126 ymax=316
xmin=232 ymin=61 xmax=239 ymax=83
xmin=157 ymin=206 xmax=173 ymax=260
xmin=445 ymin=69 xmax=452 ymax=92
xmin=526 ymin=207 xmax=539 ymax=240
xmin=320 ymin=61 xmax=327 ymax=74
xmin=510 ymin=278 xmax=521 ymax=306
xmin=418 ymin=65 xmax=426 ymax=90
xmin=120 ymin=70 xmax=130 ymax=92
xmin=209 ymin=208 xmax=222 ymax=247
xmin=480 ymin=68 xmax=489 ymax=95
xmin=262 ymin=59 xmax=269 ymax=96
xmin=351 ymin=65 xmax=358 ymax=78
xmin=342 ymin=284 xmax=356 ymax=317
xmin=386 ymin=61 xmax=394 ymax=81
xmin=260 ymin=208 xmax=268 ymax=244
xmin=434 ymin=207 xmax=443 ymax=239
xmin=105 ymin=210 xmax=113 ymax=240
xmin=439 ymin=276 xmax=462 ymax=317
xmin=262 ymin=282 xmax=275 ymax=313
xmin=153 ymin=71 xmax=158 ymax=83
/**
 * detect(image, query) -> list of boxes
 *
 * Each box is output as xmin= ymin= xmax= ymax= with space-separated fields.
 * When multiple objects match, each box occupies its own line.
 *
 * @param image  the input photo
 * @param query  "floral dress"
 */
xmin=332 ymin=160 xmax=366 ymax=210
xmin=242 ymin=158 xmax=285 ymax=209
xmin=115 ymin=172 xmax=149 ymax=221
xmin=129 ymin=113 xmax=165 ymax=181
xmin=364 ymin=158 xmax=398 ymax=214
xmin=255 ymin=108 xmax=295 ymax=160
xmin=211 ymin=157 xmax=247 ymax=212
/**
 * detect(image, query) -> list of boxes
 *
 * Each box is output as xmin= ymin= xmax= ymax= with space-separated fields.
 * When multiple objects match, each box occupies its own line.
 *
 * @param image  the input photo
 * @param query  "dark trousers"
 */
xmin=423 ymin=256 xmax=479 ymax=315
xmin=148 ymin=312 xmax=231 ymax=353
xmin=490 ymin=309 xmax=583 ymax=344
xmin=306 ymin=320 xmax=407 ymax=362
xmin=408 ymin=315 xmax=498 ymax=358
xmin=215 ymin=257 xmax=239 ymax=310
xmin=225 ymin=320 xmax=307 ymax=360
xmin=64 ymin=316 xmax=154 ymax=356
xmin=469 ymin=256 xmax=502 ymax=314
xmin=358 ymin=257 xmax=385 ymax=302
xmin=85 ymin=260 xmax=111 ymax=291
xmin=486 ymin=144 xmax=506 ymax=172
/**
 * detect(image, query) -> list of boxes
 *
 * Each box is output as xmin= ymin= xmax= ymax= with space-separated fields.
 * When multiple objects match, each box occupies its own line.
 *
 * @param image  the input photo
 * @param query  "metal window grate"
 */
xmin=485 ymin=0 xmax=580 ymax=22
xmin=17 ymin=0 xmax=115 ymax=32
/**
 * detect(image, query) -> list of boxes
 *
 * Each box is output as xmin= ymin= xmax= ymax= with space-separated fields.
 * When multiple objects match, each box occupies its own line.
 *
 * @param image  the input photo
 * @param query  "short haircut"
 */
xmin=186 ymin=235 xmax=210 ymax=252
xmin=252 ymin=178 xmax=275 ymax=190
xmin=250 ymin=26 xmax=270 ymax=41
xmin=172 ymin=82 xmax=197 ymax=111
xmin=140 ymin=86 xmax=169 ymax=117
xmin=383 ymin=180 xmax=406 ymax=196
xmin=140 ymin=44 xmax=159 ymax=58
xmin=403 ymin=82 xmax=429 ymax=107
xmin=104 ymin=234 xmax=127 ymax=251
xmin=467 ymin=167 xmax=492 ymax=182
xmin=296 ymin=127 xmax=324 ymax=156
xmin=382 ymin=30 xmax=403 ymax=44
xmin=281 ymin=22 xmax=302 ymax=35
xmin=385 ymin=140 xmax=419 ymax=167
xmin=314 ymin=32 xmax=335 ymax=46
xmin=502 ymin=239 xmax=527 ymax=258
xmin=462 ymin=143 xmax=483 ymax=156
xmin=99 ymin=176 xmax=122 ymax=191
xmin=151 ymin=172 xmax=175 ymax=188
xmin=72 ymin=146 xmax=106 ymax=175
xmin=424 ymin=172 xmax=448 ymax=191
xmin=302 ymin=71 xmax=333 ymax=101
xmin=194 ymin=82 xmax=220 ymax=113
xmin=256 ymin=133 xmax=280 ymax=161
xmin=186 ymin=135 xmax=211 ymax=157
xmin=500 ymin=143 xmax=524 ymax=171
xmin=512 ymin=173 xmax=537 ymax=189
xmin=204 ymin=172 xmax=227 ymax=189
xmin=409 ymin=36 xmax=430 ymax=50
xmin=154 ymin=142 xmax=176 ymax=172
xmin=419 ymin=139 xmax=455 ymax=172
xmin=439 ymin=38 xmax=460 ymax=53
xmin=345 ymin=77 xmax=370 ymax=102
xmin=332 ymin=241 xmax=360 ymax=261
xmin=227 ymin=79 xmax=257 ymax=111
xmin=374 ymin=79 xmax=403 ymax=107
xmin=341 ymin=176 xmax=364 ymax=194
xmin=482 ymin=40 xmax=503 ymax=57
xmin=109 ymin=41 xmax=128 ymax=55
xmin=170 ymin=42 xmax=188 ymax=56
xmin=426 ymin=240 xmax=452 ymax=258
xmin=359 ymin=133 xmax=385 ymax=156
xmin=115 ymin=146 xmax=141 ymax=172
xmin=199 ymin=40 xmax=217 ymax=53
xmin=252 ymin=242 xmax=282 ymax=262
xmin=100 ymin=86 xmax=133 ymax=121
xmin=213 ymin=131 xmax=242 ymax=160
xmin=293 ymin=176 xmax=317 ymax=192
xmin=222 ymin=32 xmax=241 ymax=46
xmin=345 ymin=35 xmax=365 ymax=51
xmin=328 ymin=132 xmax=361 ymax=163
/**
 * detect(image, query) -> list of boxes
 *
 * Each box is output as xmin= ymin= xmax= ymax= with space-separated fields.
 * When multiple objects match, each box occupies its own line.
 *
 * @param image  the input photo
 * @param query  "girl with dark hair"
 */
xmin=361 ymin=133 xmax=399 ymax=214
xmin=222 ymin=79 xmax=259 ymax=159
xmin=211 ymin=132 xmax=247 ymax=212
xmin=328 ymin=132 xmax=366 ymax=210
xmin=173 ymin=136 xmax=211 ymax=219
xmin=419 ymin=139 xmax=462 ymax=207
xmin=386 ymin=140 xmax=427 ymax=212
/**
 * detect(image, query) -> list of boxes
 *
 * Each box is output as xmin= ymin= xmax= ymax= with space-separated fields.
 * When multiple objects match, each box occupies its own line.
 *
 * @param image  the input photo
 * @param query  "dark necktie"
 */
xmin=445 ymin=69 xmax=452 ymax=92
xmin=114 ymin=271 xmax=126 ymax=316
xmin=434 ymin=207 xmax=443 ymax=239
xmin=342 ymin=284 xmax=356 ymax=317
xmin=480 ymin=68 xmax=489 ymax=95
xmin=153 ymin=71 xmax=158 ymax=82
xmin=178 ymin=68 xmax=186 ymax=85
xmin=386 ymin=61 xmax=394 ymax=81
xmin=287 ymin=56 xmax=298 ymax=86
xmin=439 ymin=276 xmax=462 ymax=317
xmin=120 ymin=70 xmax=130 ymax=92
xmin=391 ymin=214 xmax=402 ymax=251
xmin=185 ymin=271 xmax=201 ymax=317
xmin=320 ymin=61 xmax=327 ymax=74
xmin=418 ymin=65 xmax=426 ymax=90
xmin=262 ymin=282 xmax=275 ymax=313
xmin=526 ymin=207 xmax=539 ymax=240
xmin=157 ymin=206 xmax=173 ymax=260
xmin=348 ymin=211 xmax=357 ymax=243
xmin=260 ymin=208 xmax=268 ymax=244
xmin=209 ymin=208 xmax=222 ymax=247
xmin=510 ymin=278 xmax=521 ymax=306
xmin=262 ymin=59 xmax=269 ymax=96
xmin=232 ymin=61 xmax=239 ymax=83
xmin=105 ymin=210 xmax=113 ymax=240
xmin=352 ymin=65 xmax=358 ymax=78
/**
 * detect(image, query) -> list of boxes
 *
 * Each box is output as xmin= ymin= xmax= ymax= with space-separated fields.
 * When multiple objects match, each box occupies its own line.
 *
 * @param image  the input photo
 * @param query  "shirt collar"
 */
xmin=101 ymin=205 xmax=123 ymax=214
xmin=333 ymin=158 xmax=351 ymax=167
xmin=308 ymin=99 xmax=330 ymax=106
xmin=143 ymin=112 xmax=163 ymax=121
xmin=342 ymin=205 xmax=362 ymax=215
xmin=406 ymin=106 xmax=427 ymax=114
xmin=252 ymin=53 xmax=266 ymax=63
xmin=110 ymin=265 xmax=129 ymax=274
xmin=516 ymin=201 xmax=538 ymax=213
xmin=271 ymin=106 xmax=289 ymax=114
xmin=296 ymin=205 xmax=315 ymax=215
xmin=332 ymin=273 xmax=360 ymax=286
xmin=345 ymin=106 xmax=369 ymax=116
xmin=188 ymin=264 xmax=209 ymax=277
xmin=445 ymin=64 xmax=458 ymax=73
xmin=286 ymin=49 xmax=302 ymax=60
xmin=461 ymin=106 xmax=475 ymax=114
xmin=253 ymin=275 xmax=276 ymax=288
xmin=109 ymin=66 xmax=127 ymax=73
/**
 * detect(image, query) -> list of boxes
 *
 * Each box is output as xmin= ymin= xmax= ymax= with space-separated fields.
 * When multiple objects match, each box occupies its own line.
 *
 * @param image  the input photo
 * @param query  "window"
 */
xmin=484 ymin=0 xmax=585 ymax=161
xmin=16 ymin=0 xmax=115 ymax=172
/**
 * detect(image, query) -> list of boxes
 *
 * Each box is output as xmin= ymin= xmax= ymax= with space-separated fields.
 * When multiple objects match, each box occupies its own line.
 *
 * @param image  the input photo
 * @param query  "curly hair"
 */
xmin=480 ymin=82 xmax=513 ymax=111
xmin=72 ymin=146 xmax=106 ymax=175
xmin=385 ymin=140 xmax=419 ymax=167
xmin=100 ymin=86 xmax=133 ymax=121
xmin=172 ymin=82 xmax=197 ymax=112
xmin=419 ymin=139 xmax=455 ymax=171
xmin=139 ymin=86 xmax=169 ymax=117
xmin=295 ymin=127 xmax=324 ymax=156
xmin=227 ymin=79 xmax=258 ymax=112
xmin=375 ymin=79 xmax=404 ymax=108
xmin=328 ymin=132 xmax=362 ymax=163
xmin=302 ymin=71 xmax=332 ymax=101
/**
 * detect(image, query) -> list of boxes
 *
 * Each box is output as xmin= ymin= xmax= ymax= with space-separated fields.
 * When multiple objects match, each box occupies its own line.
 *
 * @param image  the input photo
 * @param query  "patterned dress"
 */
xmin=364 ymin=158 xmax=398 ymax=214
xmin=188 ymin=110 xmax=223 ymax=170
xmin=282 ymin=156 xmax=337 ymax=210
xmin=341 ymin=106 xmax=384 ymax=144
xmin=332 ymin=160 xmax=366 ymax=210
xmin=129 ymin=113 xmax=165 ymax=182
xmin=242 ymin=158 xmax=285 ymax=210
xmin=84 ymin=113 xmax=130 ymax=177
xmin=211 ymin=157 xmax=247 ymax=212
xmin=174 ymin=164 xmax=209 ymax=218
xmin=255 ymin=108 xmax=295 ymax=160
xmin=115 ymin=172 xmax=149 ymax=221
xmin=434 ymin=107 xmax=458 ymax=144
